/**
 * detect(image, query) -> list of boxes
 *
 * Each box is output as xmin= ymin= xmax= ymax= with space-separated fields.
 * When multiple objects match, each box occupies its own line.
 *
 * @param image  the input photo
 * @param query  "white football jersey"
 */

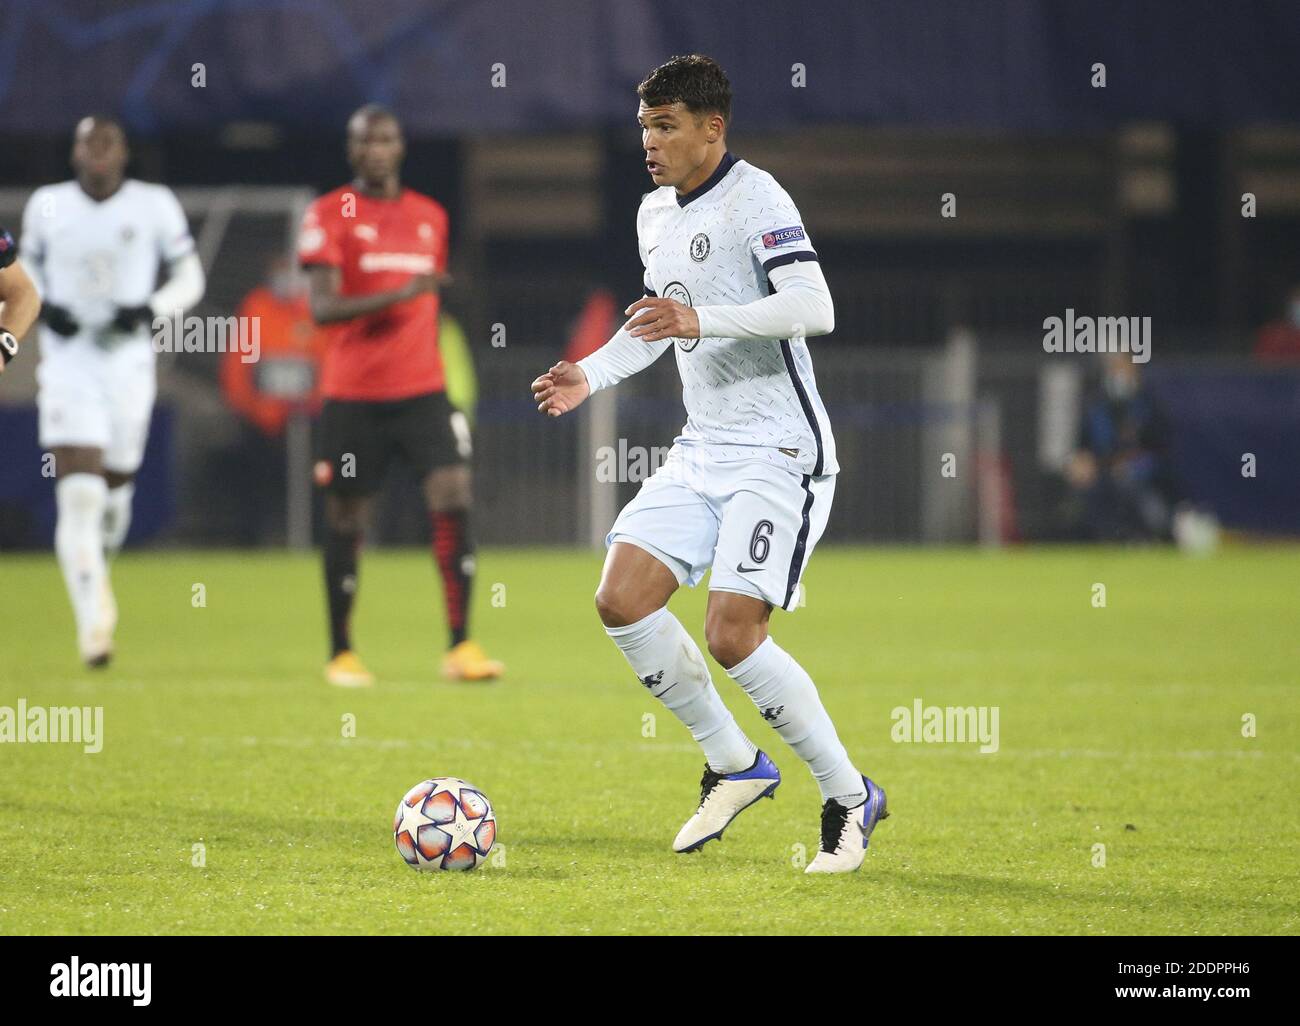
xmin=21 ymin=179 xmax=194 ymax=348
xmin=637 ymin=153 xmax=838 ymax=476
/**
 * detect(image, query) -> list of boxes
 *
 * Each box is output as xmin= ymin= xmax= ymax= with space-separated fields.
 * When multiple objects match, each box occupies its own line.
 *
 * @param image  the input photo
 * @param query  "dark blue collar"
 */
xmin=676 ymin=151 xmax=737 ymax=207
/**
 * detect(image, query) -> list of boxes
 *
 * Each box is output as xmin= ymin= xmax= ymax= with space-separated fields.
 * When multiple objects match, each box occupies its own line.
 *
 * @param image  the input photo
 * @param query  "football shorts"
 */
xmin=607 ymin=443 xmax=836 ymax=612
xmin=37 ymin=334 xmax=157 ymax=474
xmin=315 ymin=391 xmax=471 ymax=495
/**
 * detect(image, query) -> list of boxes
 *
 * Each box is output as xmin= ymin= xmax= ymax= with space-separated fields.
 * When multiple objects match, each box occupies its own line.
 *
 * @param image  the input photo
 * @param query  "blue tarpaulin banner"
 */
xmin=2 ymin=0 xmax=1299 ymax=136
xmin=1147 ymin=368 xmax=1300 ymax=535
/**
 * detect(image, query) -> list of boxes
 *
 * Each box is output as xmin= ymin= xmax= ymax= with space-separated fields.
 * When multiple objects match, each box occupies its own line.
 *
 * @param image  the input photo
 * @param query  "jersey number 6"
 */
xmin=749 ymin=520 xmax=774 ymax=564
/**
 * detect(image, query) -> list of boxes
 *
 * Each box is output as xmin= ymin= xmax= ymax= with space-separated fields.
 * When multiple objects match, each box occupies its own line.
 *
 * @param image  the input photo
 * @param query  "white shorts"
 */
xmin=37 ymin=336 xmax=157 ymax=474
xmin=607 ymin=444 xmax=836 ymax=612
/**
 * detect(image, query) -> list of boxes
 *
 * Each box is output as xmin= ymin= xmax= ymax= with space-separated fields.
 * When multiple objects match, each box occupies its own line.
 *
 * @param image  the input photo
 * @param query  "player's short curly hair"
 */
xmin=349 ymin=103 xmax=399 ymax=130
xmin=74 ymin=114 xmax=125 ymax=138
xmin=637 ymin=55 xmax=732 ymax=126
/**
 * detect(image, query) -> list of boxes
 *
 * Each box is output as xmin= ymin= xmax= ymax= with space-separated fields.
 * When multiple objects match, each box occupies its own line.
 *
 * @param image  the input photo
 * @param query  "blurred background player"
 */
xmin=0 ymin=226 xmax=41 ymax=377
xmin=20 ymin=116 xmax=205 ymax=666
xmin=300 ymin=104 xmax=502 ymax=686
xmin=532 ymin=56 xmax=886 ymax=874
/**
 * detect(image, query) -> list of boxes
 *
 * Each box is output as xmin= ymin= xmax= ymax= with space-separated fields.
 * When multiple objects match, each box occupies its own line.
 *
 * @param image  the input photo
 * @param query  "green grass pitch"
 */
xmin=1 ymin=545 xmax=1295 ymax=935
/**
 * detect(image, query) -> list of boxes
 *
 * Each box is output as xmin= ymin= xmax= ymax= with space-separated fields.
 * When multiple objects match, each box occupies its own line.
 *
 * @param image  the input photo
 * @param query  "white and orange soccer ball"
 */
xmin=393 ymin=777 xmax=497 ymax=871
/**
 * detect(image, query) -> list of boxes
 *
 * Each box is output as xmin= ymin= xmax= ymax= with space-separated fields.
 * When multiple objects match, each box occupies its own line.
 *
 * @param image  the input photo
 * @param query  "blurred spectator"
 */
xmin=221 ymin=254 xmax=326 ymax=435
xmin=219 ymin=255 xmax=326 ymax=543
xmin=1063 ymin=353 xmax=1178 ymax=542
xmin=1252 ymin=283 xmax=1300 ymax=363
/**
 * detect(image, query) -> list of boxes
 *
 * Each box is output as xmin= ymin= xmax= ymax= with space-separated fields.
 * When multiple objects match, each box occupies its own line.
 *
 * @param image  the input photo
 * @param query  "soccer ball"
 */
xmin=393 ymin=777 xmax=497 ymax=871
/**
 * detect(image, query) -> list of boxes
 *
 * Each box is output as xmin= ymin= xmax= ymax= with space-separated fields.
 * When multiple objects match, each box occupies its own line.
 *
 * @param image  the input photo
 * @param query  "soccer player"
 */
xmin=531 ymin=56 xmax=887 ymax=873
xmin=0 ymin=226 xmax=41 ymax=375
xmin=22 ymin=116 xmax=206 ymax=666
xmin=300 ymin=104 xmax=502 ymax=686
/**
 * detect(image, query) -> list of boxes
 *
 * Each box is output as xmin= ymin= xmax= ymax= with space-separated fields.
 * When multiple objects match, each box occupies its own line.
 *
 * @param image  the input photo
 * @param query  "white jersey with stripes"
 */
xmin=634 ymin=152 xmax=838 ymax=477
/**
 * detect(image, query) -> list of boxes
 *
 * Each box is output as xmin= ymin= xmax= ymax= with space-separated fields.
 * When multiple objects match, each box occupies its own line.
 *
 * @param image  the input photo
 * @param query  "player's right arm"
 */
xmin=0 ymin=228 xmax=40 ymax=376
xmin=305 ymin=264 xmax=442 ymax=325
xmin=532 ymin=198 xmax=670 ymax=417
xmin=297 ymin=197 xmax=442 ymax=325
xmin=533 ymin=309 xmax=673 ymax=418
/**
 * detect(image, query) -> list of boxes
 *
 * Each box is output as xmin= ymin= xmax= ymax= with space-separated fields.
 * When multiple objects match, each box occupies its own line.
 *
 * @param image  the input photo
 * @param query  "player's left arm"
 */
xmin=627 ymin=261 xmax=833 ymax=343
xmin=112 ymin=188 xmax=206 ymax=332
xmin=0 ymin=228 xmax=41 ymax=375
xmin=137 ymin=251 xmax=206 ymax=320
xmin=626 ymin=183 xmax=833 ymax=343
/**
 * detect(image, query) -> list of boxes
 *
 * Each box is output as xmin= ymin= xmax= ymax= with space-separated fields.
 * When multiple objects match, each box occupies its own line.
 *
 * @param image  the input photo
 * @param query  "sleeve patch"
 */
xmin=761 ymin=225 xmax=806 ymax=248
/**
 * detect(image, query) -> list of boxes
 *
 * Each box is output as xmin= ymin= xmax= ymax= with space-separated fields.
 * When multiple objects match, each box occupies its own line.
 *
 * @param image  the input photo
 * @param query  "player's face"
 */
xmin=71 ymin=120 xmax=128 ymax=187
xmin=638 ymin=102 xmax=717 ymax=190
xmin=348 ymin=115 xmax=404 ymax=186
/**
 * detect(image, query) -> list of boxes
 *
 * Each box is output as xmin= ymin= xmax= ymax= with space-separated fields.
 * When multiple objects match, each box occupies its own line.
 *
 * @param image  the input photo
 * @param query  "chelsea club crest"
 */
xmin=664 ymin=281 xmax=699 ymax=351
xmin=689 ymin=233 xmax=710 ymax=262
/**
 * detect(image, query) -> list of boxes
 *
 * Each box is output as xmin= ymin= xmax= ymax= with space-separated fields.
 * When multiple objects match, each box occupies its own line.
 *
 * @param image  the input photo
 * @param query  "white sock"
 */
xmin=55 ymin=474 xmax=109 ymax=653
xmin=103 ymin=482 xmax=135 ymax=556
xmin=606 ymin=608 xmax=757 ymax=773
xmin=726 ymin=637 xmax=867 ymax=806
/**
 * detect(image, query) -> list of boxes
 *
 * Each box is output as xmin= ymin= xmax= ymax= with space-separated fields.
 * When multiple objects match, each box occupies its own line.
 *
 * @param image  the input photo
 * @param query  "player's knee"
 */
xmin=56 ymin=472 xmax=107 ymax=517
xmin=325 ymin=497 xmax=367 ymax=534
xmin=594 ymin=579 xmax=654 ymax=629
xmin=593 ymin=584 xmax=626 ymax=627
xmin=427 ymin=484 xmax=471 ymax=513
xmin=423 ymin=467 xmax=472 ymax=512
xmin=705 ymin=616 xmax=764 ymax=669
xmin=51 ymin=447 xmax=102 ymax=478
xmin=327 ymin=510 xmax=359 ymax=534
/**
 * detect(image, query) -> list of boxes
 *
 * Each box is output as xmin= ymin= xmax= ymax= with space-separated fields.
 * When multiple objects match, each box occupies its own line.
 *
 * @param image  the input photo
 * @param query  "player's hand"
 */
xmin=41 ymin=302 xmax=80 ymax=337
xmin=531 ymin=360 xmax=590 ymax=418
xmin=625 ymin=296 xmax=699 ymax=342
xmin=112 ymin=304 xmax=154 ymax=333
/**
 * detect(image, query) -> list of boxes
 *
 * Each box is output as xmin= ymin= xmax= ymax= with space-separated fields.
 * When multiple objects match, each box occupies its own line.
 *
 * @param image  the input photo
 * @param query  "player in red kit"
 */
xmin=299 ymin=104 xmax=503 ymax=685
